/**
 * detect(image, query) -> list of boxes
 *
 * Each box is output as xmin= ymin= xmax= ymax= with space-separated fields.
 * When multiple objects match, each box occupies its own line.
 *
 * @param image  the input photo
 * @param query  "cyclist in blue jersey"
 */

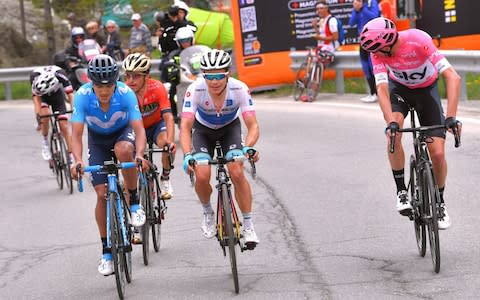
xmin=180 ymin=49 xmax=260 ymax=249
xmin=70 ymin=54 xmax=148 ymax=276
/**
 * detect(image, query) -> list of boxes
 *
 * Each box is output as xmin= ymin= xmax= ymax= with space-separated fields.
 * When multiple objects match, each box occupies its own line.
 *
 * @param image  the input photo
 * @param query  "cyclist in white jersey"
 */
xmin=179 ymin=49 xmax=260 ymax=248
xmin=360 ymin=17 xmax=461 ymax=229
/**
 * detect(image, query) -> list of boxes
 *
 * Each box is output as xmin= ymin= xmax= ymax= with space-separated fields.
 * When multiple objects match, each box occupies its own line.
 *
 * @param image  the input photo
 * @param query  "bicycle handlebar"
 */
xmin=77 ymin=161 xmax=137 ymax=192
xmin=144 ymin=144 xmax=175 ymax=169
xmin=390 ymin=123 xmax=462 ymax=153
xmin=39 ymin=110 xmax=73 ymax=119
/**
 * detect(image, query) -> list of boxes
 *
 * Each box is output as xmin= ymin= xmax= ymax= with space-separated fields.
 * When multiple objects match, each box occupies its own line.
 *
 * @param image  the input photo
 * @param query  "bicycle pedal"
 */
xmin=399 ymin=208 xmax=413 ymax=217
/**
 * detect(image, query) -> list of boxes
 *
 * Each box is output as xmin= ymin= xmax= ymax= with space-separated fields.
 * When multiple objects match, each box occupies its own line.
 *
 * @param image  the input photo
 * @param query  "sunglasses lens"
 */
xmin=204 ymin=73 xmax=226 ymax=80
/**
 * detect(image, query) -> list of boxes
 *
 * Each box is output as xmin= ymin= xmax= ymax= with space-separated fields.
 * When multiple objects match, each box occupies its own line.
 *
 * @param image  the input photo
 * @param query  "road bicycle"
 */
xmin=39 ymin=110 xmax=73 ymax=194
xmin=292 ymin=46 xmax=334 ymax=102
xmin=189 ymin=142 xmax=256 ymax=294
xmin=78 ymin=161 xmax=136 ymax=299
xmin=391 ymin=107 xmax=460 ymax=273
xmin=137 ymin=142 xmax=173 ymax=266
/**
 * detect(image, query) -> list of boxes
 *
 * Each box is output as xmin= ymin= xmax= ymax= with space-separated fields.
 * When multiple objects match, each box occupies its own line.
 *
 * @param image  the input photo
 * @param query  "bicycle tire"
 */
xmin=292 ymin=61 xmax=309 ymax=101
xmin=139 ymin=174 xmax=150 ymax=266
xmin=152 ymin=175 xmax=163 ymax=252
xmin=50 ymin=134 xmax=63 ymax=189
xmin=306 ymin=62 xmax=323 ymax=102
xmin=59 ymin=136 xmax=73 ymax=194
xmin=423 ymin=167 xmax=441 ymax=273
xmin=410 ymin=156 xmax=426 ymax=257
xmin=110 ymin=193 xmax=126 ymax=299
xmin=221 ymin=183 xmax=239 ymax=294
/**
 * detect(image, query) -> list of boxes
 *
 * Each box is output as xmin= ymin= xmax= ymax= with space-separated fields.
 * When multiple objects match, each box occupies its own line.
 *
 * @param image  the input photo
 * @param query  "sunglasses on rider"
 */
xmin=203 ymin=72 xmax=228 ymax=81
xmin=124 ymin=72 xmax=145 ymax=80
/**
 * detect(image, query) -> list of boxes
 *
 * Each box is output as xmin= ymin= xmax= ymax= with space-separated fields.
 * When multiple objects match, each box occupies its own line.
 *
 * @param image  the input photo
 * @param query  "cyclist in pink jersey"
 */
xmin=360 ymin=17 xmax=461 ymax=229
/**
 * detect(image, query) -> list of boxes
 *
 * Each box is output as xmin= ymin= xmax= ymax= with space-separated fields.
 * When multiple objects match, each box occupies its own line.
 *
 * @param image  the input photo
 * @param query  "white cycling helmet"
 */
xmin=200 ymin=49 xmax=231 ymax=71
xmin=175 ymin=0 xmax=190 ymax=16
xmin=33 ymin=71 xmax=59 ymax=95
xmin=122 ymin=53 xmax=151 ymax=74
xmin=175 ymin=27 xmax=194 ymax=47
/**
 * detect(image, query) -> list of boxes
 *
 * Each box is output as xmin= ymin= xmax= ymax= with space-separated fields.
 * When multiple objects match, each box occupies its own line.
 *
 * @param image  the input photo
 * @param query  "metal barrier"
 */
xmin=290 ymin=50 xmax=480 ymax=101
xmin=0 ymin=60 xmax=163 ymax=101
xmin=1 ymin=51 xmax=480 ymax=100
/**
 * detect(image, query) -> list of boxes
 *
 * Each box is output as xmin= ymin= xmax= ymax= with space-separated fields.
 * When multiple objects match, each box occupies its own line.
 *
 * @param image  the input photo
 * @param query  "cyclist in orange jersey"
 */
xmin=122 ymin=53 xmax=176 ymax=201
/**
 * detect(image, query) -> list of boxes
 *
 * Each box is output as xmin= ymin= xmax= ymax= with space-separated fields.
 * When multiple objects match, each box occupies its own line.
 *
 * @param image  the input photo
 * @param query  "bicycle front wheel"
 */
xmin=109 ymin=193 xmax=126 ymax=299
xmin=50 ymin=134 xmax=63 ymax=189
xmin=119 ymin=189 xmax=132 ymax=283
xmin=410 ymin=156 xmax=426 ymax=257
xmin=292 ymin=62 xmax=309 ymax=101
xmin=152 ymin=175 xmax=163 ymax=252
xmin=59 ymin=136 xmax=73 ymax=194
xmin=423 ymin=167 xmax=441 ymax=273
xmin=306 ymin=62 xmax=323 ymax=102
xmin=139 ymin=174 xmax=150 ymax=266
xmin=221 ymin=183 xmax=239 ymax=294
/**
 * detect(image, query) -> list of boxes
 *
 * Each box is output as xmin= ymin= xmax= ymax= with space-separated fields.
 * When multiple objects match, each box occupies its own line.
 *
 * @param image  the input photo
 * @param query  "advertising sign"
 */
xmin=233 ymin=0 xmax=357 ymax=89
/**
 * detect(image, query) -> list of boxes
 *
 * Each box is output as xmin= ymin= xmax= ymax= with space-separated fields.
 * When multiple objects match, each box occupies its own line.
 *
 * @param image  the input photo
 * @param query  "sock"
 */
xmin=242 ymin=212 xmax=253 ymax=229
xmin=392 ymin=169 xmax=407 ymax=192
xmin=129 ymin=189 xmax=139 ymax=206
xmin=202 ymin=202 xmax=214 ymax=214
xmin=161 ymin=168 xmax=170 ymax=180
xmin=42 ymin=135 xmax=48 ymax=145
xmin=439 ymin=186 xmax=445 ymax=204
xmin=101 ymin=237 xmax=111 ymax=254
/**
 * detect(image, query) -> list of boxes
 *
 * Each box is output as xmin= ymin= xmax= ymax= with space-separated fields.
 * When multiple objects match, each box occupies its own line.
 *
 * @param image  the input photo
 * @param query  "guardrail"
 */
xmin=1 ymin=51 xmax=479 ymax=100
xmin=0 ymin=60 xmax=163 ymax=101
xmin=290 ymin=50 xmax=480 ymax=101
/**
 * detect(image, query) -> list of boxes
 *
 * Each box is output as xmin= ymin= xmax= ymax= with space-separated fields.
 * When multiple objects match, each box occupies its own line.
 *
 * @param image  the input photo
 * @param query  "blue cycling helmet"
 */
xmin=88 ymin=54 xmax=119 ymax=85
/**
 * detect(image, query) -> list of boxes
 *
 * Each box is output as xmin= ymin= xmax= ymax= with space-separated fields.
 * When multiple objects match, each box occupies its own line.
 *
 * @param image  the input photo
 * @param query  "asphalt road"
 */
xmin=0 ymin=94 xmax=479 ymax=299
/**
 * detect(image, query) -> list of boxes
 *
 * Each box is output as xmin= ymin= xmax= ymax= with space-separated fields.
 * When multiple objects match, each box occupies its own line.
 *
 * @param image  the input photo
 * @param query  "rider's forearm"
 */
xmin=179 ymin=119 xmax=193 ymax=154
xmin=444 ymin=68 xmax=461 ymax=117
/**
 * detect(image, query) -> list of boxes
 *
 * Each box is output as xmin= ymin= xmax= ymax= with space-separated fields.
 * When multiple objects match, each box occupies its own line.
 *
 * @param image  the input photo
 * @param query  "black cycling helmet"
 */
xmin=88 ymin=54 xmax=119 ymax=85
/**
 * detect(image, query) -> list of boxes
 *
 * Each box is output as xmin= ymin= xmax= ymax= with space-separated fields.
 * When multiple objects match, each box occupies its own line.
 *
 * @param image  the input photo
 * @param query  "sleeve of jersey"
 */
xmin=71 ymin=92 xmax=86 ymax=123
xmin=126 ymin=90 xmax=142 ymax=121
xmin=240 ymin=84 xmax=256 ymax=118
xmin=57 ymin=70 xmax=74 ymax=94
xmin=371 ymin=54 xmax=389 ymax=85
xmin=181 ymin=84 xmax=197 ymax=119
xmin=157 ymin=86 xmax=172 ymax=114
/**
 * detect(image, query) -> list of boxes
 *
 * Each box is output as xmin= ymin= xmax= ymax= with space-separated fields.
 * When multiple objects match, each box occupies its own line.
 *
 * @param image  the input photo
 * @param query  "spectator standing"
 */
xmin=175 ymin=0 xmax=198 ymax=33
xmin=86 ymin=21 xmax=106 ymax=51
xmin=105 ymin=20 xmax=125 ymax=61
xmin=312 ymin=1 xmax=340 ymax=53
xmin=128 ymin=13 xmax=152 ymax=56
xmin=349 ymin=0 xmax=380 ymax=103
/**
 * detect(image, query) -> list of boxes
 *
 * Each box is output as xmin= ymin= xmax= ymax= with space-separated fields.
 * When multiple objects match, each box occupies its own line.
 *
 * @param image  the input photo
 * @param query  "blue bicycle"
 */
xmin=77 ymin=161 xmax=136 ymax=299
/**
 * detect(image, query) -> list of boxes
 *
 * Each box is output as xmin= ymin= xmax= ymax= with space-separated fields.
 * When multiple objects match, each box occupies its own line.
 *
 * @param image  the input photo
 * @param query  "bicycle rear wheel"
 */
xmin=221 ymin=183 xmax=239 ymax=294
xmin=139 ymin=174 xmax=150 ymax=265
xmin=293 ymin=62 xmax=309 ymax=101
xmin=59 ymin=136 xmax=73 ymax=194
xmin=423 ymin=167 xmax=441 ymax=273
xmin=109 ymin=194 xmax=126 ymax=299
xmin=410 ymin=156 xmax=426 ymax=257
xmin=50 ymin=134 xmax=63 ymax=189
xmin=306 ymin=62 xmax=323 ymax=102
xmin=152 ymin=175 xmax=163 ymax=252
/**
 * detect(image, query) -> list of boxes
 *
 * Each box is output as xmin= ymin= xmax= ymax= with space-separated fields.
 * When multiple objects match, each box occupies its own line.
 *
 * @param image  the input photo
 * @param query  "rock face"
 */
xmin=0 ymin=1 xmax=68 ymax=67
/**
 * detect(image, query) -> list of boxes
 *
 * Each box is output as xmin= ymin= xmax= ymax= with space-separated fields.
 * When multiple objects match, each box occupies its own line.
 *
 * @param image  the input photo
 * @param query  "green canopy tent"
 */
xmin=189 ymin=7 xmax=234 ymax=50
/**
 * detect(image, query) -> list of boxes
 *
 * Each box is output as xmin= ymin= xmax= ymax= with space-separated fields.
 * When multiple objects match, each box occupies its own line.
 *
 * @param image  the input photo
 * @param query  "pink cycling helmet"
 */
xmin=360 ymin=17 xmax=398 ymax=52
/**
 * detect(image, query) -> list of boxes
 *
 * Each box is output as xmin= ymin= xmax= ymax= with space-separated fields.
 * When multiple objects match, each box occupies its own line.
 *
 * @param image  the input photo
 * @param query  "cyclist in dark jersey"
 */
xmin=30 ymin=65 xmax=74 ymax=161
